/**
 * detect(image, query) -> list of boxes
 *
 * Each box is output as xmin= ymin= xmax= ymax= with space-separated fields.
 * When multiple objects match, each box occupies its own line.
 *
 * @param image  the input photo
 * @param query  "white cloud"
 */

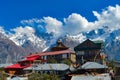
xmin=63 ymin=5 xmax=120 ymax=34
xmin=43 ymin=16 xmax=63 ymax=34
xmin=63 ymin=13 xmax=94 ymax=34
xmin=11 ymin=26 xmax=35 ymax=35
xmin=21 ymin=18 xmax=42 ymax=26
xmin=21 ymin=17 xmax=63 ymax=35
xmin=92 ymin=5 xmax=120 ymax=31
xmin=18 ymin=4 xmax=120 ymax=35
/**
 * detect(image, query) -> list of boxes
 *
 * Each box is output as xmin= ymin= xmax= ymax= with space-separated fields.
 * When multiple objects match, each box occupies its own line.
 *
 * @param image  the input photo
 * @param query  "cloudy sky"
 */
xmin=0 ymin=0 xmax=120 ymax=35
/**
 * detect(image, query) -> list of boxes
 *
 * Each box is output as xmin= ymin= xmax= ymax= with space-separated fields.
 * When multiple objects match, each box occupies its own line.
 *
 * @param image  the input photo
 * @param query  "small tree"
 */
xmin=28 ymin=72 xmax=59 ymax=80
xmin=0 ymin=69 xmax=7 ymax=80
xmin=62 ymin=59 xmax=71 ymax=65
xmin=108 ymin=60 xmax=115 ymax=69
xmin=48 ymin=57 xmax=57 ymax=63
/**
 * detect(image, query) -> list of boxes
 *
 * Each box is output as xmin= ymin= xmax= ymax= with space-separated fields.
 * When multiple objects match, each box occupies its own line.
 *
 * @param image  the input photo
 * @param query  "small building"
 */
xmin=74 ymin=39 xmax=103 ymax=64
xmin=48 ymin=39 xmax=75 ymax=63
xmin=28 ymin=39 xmax=76 ymax=64
xmin=28 ymin=49 xmax=76 ymax=64
xmin=80 ymin=62 xmax=108 ymax=73
xmin=65 ymin=62 xmax=109 ymax=80
xmin=4 ymin=55 xmax=46 ymax=75
xmin=46 ymin=50 xmax=76 ymax=63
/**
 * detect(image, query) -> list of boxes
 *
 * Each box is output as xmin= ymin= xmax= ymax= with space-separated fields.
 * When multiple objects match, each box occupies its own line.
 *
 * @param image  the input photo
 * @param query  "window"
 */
xmin=76 ymin=51 xmax=85 ymax=55
xmin=62 ymin=54 xmax=67 ymax=58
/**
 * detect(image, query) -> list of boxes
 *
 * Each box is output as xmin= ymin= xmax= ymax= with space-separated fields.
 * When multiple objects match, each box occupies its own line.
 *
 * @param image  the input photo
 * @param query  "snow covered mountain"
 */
xmin=9 ymin=31 xmax=46 ymax=54
xmin=62 ymin=26 xmax=120 ymax=61
xmin=7 ymin=26 xmax=120 ymax=61
xmin=0 ymin=28 xmax=26 ymax=63
xmin=0 ymin=25 xmax=120 ymax=63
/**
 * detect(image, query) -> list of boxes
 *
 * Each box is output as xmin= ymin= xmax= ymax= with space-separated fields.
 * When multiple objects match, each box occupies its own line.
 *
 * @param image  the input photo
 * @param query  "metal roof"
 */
xmin=24 ymin=63 xmax=69 ymax=71
xmin=71 ymin=73 xmax=110 ymax=80
xmin=5 ymin=63 xmax=30 ymax=69
xmin=81 ymin=62 xmax=108 ymax=69
xmin=74 ymin=39 xmax=102 ymax=51
xmin=27 ymin=49 xmax=75 ymax=57
xmin=0 ymin=63 xmax=13 ymax=68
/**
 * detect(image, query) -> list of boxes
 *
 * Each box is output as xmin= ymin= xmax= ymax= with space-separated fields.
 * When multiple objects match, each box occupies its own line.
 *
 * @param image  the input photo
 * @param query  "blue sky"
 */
xmin=0 ymin=0 xmax=120 ymax=36
xmin=0 ymin=0 xmax=120 ymax=30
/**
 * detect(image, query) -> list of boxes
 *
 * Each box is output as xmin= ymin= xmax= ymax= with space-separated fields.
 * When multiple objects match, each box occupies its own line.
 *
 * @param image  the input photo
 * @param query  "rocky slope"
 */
xmin=0 ymin=33 xmax=26 ymax=63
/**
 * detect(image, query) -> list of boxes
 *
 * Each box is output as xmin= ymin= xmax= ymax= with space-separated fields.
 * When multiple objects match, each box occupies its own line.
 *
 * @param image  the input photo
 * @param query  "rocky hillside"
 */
xmin=0 ymin=33 xmax=26 ymax=63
